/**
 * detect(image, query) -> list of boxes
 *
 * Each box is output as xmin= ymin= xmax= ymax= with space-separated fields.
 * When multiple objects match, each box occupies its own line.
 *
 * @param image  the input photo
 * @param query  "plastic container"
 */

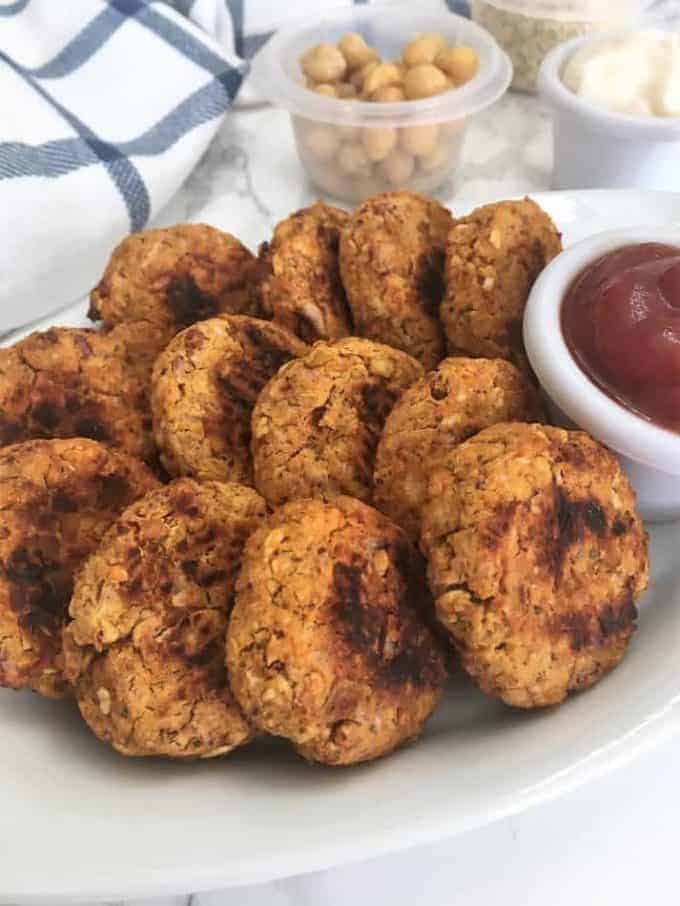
xmin=471 ymin=0 xmax=655 ymax=93
xmin=539 ymin=32 xmax=680 ymax=191
xmin=249 ymin=5 xmax=512 ymax=204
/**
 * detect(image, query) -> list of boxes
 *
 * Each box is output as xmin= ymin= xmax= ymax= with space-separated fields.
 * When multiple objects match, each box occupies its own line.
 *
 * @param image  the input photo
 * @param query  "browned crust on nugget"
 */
xmin=374 ymin=358 xmax=545 ymax=541
xmin=89 ymin=224 xmax=257 ymax=339
xmin=421 ymin=423 xmax=649 ymax=708
xmin=0 ymin=439 xmax=158 ymax=697
xmin=226 ymin=495 xmax=446 ymax=765
xmin=151 ymin=316 xmax=307 ymax=484
xmin=339 ymin=191 xmax=453 ymax=369
xmin=0 ymin=327 xmax=155 ymax=460
xmin=440 ymin=199 xmax=562 ymax=369
xmin=255 ymin=202 xmax=352 ymax=342
xmin=251 ymin=337 xmax=423 ymax=506
xmin=64 ymin=479 xmax=266 ymax=757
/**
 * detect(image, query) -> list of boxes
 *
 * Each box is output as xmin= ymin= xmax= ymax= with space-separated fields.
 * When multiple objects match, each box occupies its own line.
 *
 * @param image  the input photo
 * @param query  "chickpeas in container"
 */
xmin=471 ymin=0 xmax=657 ymax=93
xmin=249 ymin=5 xmax=512 ymax=203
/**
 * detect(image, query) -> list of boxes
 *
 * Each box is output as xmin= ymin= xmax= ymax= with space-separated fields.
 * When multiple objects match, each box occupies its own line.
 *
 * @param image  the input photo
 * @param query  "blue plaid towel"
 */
xmin=0 ymin=0 xmax=469 ymax=332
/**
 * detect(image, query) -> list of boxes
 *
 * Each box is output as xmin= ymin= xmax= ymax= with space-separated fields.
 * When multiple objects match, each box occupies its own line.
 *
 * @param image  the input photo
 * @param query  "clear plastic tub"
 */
xmin=249 ymin=5 xmax=512 ymax=204
xmin=471 ymin=0 xmax=656 ymax=93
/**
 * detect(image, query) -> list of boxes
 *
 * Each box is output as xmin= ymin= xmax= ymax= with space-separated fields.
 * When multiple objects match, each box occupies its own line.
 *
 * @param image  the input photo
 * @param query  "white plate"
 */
xmin=2 ymin=189 xmax=680 ymax=905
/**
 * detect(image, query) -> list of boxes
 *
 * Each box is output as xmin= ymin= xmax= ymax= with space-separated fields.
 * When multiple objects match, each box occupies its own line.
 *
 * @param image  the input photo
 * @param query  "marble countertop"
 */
xmin=160 ymin=90 xmax=552 ymax=247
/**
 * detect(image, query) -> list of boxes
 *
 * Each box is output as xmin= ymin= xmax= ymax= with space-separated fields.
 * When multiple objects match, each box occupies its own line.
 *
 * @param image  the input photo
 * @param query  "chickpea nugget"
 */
xmin=151 ymin=315 xmax=307 ymax=484
xmin=441 ymin=199 xmax=562 ymax=368
xmin=421 ymin=423 xmax=649 ymax=709
xmin=0 ymin=327 xmax=155 ymax=461
xmin=339 ymin=191 xmax=453 ymax=369
xmin=374 ymin=358 xmax=544 ymax=541
xmin=0 ymin=439 xmax=158 ymax=698
xmin=89 ymin=224 xmax=256 ymax=340
xmin=251 ymin=338 xmax=423 ymax=506
xmin=64 ymin=479 xmax=266 ymax=757
xmin=255 ymin=202 xmax=353 ymax=343
xmin=227 ymin=496 xmax=446 ymax=766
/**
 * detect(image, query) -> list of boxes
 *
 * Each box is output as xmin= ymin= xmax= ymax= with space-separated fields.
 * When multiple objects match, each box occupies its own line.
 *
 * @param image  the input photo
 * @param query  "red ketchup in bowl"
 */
xmin=562 ymin=243 xmax=680 ymax=432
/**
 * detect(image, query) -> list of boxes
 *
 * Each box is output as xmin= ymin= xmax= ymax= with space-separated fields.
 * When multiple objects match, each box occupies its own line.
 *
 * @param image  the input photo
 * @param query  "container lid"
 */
xmin=249 ymin=4 xmax=512 ymax=128
xmin=478 ymin=0 xmax=657 ymax=24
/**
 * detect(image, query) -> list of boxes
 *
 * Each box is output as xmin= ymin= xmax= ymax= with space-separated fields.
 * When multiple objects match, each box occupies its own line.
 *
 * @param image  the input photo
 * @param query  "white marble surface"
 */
xmin=9 ymin=94 xmax=680 ymax=906
xmin=160 ymin=90 xmax=553 ymax=246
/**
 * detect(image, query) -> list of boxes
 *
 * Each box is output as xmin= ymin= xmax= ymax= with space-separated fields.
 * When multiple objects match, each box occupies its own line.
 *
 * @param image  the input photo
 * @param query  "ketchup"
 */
xmin=562 ymin=243 xmax=680 ymax=433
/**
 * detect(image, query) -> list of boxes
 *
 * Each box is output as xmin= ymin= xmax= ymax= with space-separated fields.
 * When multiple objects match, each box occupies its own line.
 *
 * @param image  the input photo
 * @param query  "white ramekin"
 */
xmin=524 ymin=226 xmax=680 ymax=523
xmin=538 ymin=33 xmax=680 ymax=192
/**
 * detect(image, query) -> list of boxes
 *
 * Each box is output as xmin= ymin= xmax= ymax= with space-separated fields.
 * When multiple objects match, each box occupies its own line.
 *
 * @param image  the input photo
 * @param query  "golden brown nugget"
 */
xmin=255 ymin=202 xmax=352 ymax=342
xmin=0 ymin=327 xmax=155 ymax=461
xmin=151 ymin=316 xmax=307 ymax=484
xmin=251 ymin=337 xmax=423 ymax=506
xmin=89 ymin=224 xmax=257 ymax=340
xmin=64 ymin=479 xmax=266 ymax=758
xmin=226 ymin=496 xmax=446 ymax=766
xmin=374 ymin=358 xmax=544 ymax=541
xmin=339 ymin=191 xmax=453 ymax=369
xmin=0 ymin=439 xmax=158 ymax=698
xmin=441 ymin=199 xmax=562 ymax=368
xmin=421 ymin=423 xmax=649 ymax=709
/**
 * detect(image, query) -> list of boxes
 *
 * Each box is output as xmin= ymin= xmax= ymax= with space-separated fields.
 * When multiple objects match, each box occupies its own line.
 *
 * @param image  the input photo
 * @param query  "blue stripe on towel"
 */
xmin=0 ymin=50 xmax=150 ymax=229
xmin=0 ymin=0 xmax=30 ymax=16
xmin=107 ymin=0 xmax=232 ymax=75
xmin=26 ymin=5 xmax=128 ymax=78
xmin=0 ymin=73 xmax=236 ymax=177
xmin=225 ymin=0 xmax=244 ymax=56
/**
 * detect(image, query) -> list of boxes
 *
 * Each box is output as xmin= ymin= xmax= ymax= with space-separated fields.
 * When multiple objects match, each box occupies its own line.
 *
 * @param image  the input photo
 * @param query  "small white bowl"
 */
xmin=538 ymin=33 xmax=680 ymax=192
xmin=524 ymin=226 xmax=680 ymax=523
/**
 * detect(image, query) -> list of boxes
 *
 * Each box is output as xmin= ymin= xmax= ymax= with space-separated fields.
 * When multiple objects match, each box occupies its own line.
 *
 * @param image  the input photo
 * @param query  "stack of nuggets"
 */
xmin=0 ymin=191 xmax=649 ymax=771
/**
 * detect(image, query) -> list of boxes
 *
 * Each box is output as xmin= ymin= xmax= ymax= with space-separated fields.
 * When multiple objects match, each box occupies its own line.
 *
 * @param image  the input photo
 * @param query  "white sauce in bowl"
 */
xmin=562 ymin=30 xmax=680 ymax=117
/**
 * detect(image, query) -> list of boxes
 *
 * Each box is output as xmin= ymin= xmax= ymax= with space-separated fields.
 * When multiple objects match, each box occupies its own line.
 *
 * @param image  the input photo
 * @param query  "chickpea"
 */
xmin=403 ymin=33 xmax=447 ymax=67
xmin=337 ymin=33 xmax=379 ymax=70
xmin=337 ymin=141 xmax=372 ymax=176
xmin=312 ymin=83 xmax=338 ymax=98
xmin=378 ymin=148 xmax=415 ymax=186
xmin=372 ymin=84 xmax=406 ymax=102
xmin=336 ymin=82 xmax=358 ymax=99
xmin=362 ymin=62 xmax=403 ymax=98
xmin=418 ymin=142 xmax=451 ymax=173
xmin=303 ymin=124 xmax=340 ymax=161
xmin=441 ymin=117 xmax=466 ymax=139
xmin=435 ymin=46 xmax=479 ymax=84
xmin=336 ymin=123 xmax=361 ymax=141
xmin=301 ymin=43 xmax=347 ymax=83
xmin=403 ymin=64 xmax=448 ymax=100
xmin=399 ymin=123 xmax=440 ymax=157
xmin=361 ymin=126 xmax=397 ymax=162
xmin=351 ymin=60 xmax=380 ymax=90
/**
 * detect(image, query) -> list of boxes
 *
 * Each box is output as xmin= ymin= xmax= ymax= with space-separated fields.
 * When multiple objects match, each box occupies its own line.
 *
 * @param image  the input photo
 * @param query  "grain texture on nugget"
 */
xmin=421 ymin=423 xmax=649 ymax=708
xmin=251 ymin=337 xmax=423 ymax=506
xmin=255 ymin=202 xmax=352 ymax=342
xmin=374 ymin=358 xmax=544 ymax=541
xmin=64 ymin=479 xmax=266 ymax=758
xmin=339 ymin=191 xmax=453 ymax=369
xmin=151 ymin=316 xmax=307 ymax=483
xmin=0 ymin=327 xmax=154 ymax=460
xmin=227 ymin=496 xmax=446 ymax=765
xmin=441 ymin=199 xmax=562 ymax=368
xmin=0 ymin=439 xmax=158 ymax=698
xmin=89 ymin=224 xmax=256 ymax=339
